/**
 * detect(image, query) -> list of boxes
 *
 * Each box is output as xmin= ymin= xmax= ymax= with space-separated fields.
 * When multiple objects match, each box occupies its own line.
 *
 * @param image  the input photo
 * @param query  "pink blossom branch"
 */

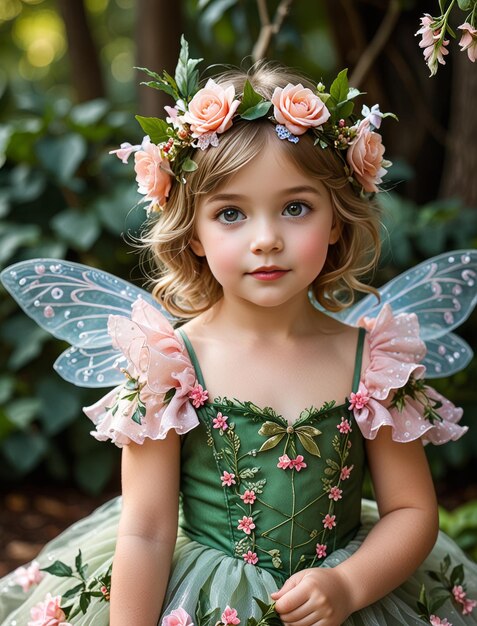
xmin=349 ymin=0 xmax=401 ymax=88
xmin=252 ymin=0 xmax=295 ymax=62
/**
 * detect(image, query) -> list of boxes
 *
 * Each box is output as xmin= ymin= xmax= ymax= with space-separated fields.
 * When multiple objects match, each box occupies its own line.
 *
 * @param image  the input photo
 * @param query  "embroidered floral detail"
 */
xmin=162 ymin=607 xmax=194 ymax=626
xmin=277 ymin=454 xmax=292 ymax=469
xmin=221 ymin=471 xmax=236 ymax=487
xmin=315 ymin=543 xmax=327 ymax=558
xmin=291 ymin=455 xmax=307 ymax=471
xmin=114 ymin=370 xmax=146 ymax=425
xmin=13 ymin=560 xmax=44 ymax=592
xmin=337 ymin=417 xmax=352 ymax=434
xmin=237 ymin=516 xmax=256 ymax=535
xmin=328 ymin=486 xmax=343 ymax=501
xmin=259 ymin=421 xmax=322 ymax=457
xmin=189 ymin=384 xmax=208 ymax=408
xmin=28 ymin=593 xmax=72 ymax=626
xmin=213 ymin=412 xmax=229 ymax=431
xmin=240 ymin=489 xmax=256 ymax=504
xmin=452 ymin=585 xmax=477 ymax=615
xmin=390 ymin=376 xmax=443 ymax=424
xmin=221 ymin=606 xmax=241 ymax=625
xmin=322 ymin=514 xmax=336 ymax=530
xmin=340 ymin=465 xmax=354 ymax=480
xmin=348 ymin=383 xmax=370 ymax=411
xmin=429 ymin=617 xmax=452 ymax=626
xmin=242 ymin=550 xmax=259 ymax=565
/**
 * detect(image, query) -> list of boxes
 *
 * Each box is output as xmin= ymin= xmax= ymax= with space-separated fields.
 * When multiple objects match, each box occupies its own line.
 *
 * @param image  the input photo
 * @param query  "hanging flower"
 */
xmin=458 ymin=22 xmax=477 ymax=63
xmin=415 ymin=14 xmax=449 ymax=76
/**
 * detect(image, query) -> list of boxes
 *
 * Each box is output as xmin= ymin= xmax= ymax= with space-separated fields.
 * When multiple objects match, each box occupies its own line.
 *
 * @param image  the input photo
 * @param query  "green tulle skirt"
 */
xmin=1 ymin=498 xmax=476 ymax=626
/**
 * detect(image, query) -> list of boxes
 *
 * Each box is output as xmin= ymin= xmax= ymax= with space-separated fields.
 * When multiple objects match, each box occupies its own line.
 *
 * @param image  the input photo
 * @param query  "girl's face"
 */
xmin=191 ymin=139 xmax=340 ymax=310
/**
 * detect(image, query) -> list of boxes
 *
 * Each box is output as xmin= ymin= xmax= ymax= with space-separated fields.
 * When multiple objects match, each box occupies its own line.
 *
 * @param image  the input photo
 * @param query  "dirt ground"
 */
xmin=1 ymin=472 xmax=477 ymax=578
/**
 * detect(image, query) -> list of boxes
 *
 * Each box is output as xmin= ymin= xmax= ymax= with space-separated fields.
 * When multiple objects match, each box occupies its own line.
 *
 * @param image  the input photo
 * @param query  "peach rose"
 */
xmin=162 ymin=607 xmax=194 ymax=626
xmin=346 ymin=120 xmax=387 ymax=193
xmin=28 ymin=593 xmax=72 ymax=626
xmin=134 ymin=136 xmax=173 ymax=211
xmin=181 ymin=78 xmax=240 ymax=138
xmin=271 ymin=83 xmax=330 ymax=136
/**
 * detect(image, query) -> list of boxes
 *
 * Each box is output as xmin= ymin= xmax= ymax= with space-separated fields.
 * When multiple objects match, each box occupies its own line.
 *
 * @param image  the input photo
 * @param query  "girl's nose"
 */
xmin=250 ymin=220 xmax=284 ymax=254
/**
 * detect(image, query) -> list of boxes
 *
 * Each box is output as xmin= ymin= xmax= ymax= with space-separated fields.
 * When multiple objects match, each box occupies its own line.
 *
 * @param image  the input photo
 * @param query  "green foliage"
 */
xmin=439 ymin=501 xmax=477 ymax=560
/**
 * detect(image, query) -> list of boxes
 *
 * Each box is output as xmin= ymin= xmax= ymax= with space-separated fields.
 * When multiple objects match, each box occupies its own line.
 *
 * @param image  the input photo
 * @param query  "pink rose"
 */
xmin=162 ymin=607 xmax=194 ymax=626
xmin=182 ymin=79 xmax=240 ymax=138
xmin=14 ymin=560 xmax=44 ymax=592
xmin=134 ymin=136 xmax=173 ymax=212
xmin=346 ymin=120 xmax=387 ymax=193
xmin=271 ymin=83 xmax=330 ymax=136
xmin=28 ymin=593 xmax=71 ymax=626
xmin=221 ymin=606 xmax=241 ymax=625
xmin=458 ymin=22 xmax=477 ymax=63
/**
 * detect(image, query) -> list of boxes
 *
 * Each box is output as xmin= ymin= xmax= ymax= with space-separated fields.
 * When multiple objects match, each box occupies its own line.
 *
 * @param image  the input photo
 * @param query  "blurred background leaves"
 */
xmin=0 ymin=0 xmax=476 ymax=547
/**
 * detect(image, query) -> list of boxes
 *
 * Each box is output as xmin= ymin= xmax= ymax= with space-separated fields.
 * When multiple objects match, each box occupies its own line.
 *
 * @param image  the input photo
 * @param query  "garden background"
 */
xmin=0 ymin=0 xmax=476 ymax=576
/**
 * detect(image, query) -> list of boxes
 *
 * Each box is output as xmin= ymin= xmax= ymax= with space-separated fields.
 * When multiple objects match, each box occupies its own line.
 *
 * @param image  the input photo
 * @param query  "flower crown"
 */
xmin=111 ymin=37 xmax=395 ymax=214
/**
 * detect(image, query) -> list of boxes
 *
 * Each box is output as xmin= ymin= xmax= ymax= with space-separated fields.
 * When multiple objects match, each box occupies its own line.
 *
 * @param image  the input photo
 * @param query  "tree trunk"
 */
xmin=136 ymin=0 xmax=184 ymax=117
xmin=440 ymin=49 xmax=477 ymax=206
xmin=57 ymin=0 xmax=105 ymax=102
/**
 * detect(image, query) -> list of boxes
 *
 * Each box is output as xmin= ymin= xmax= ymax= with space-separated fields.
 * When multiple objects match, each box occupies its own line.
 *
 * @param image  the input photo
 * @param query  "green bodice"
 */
xmin=178 ymin=330 xmax=366 ymax=585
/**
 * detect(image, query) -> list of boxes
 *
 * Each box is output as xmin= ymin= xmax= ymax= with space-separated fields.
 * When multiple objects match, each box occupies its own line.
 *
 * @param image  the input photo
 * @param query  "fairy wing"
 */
xmin=333 ymin=250 xmax=477 ymax=378
xmin=0 ymin=258 xmax=177 ymax=387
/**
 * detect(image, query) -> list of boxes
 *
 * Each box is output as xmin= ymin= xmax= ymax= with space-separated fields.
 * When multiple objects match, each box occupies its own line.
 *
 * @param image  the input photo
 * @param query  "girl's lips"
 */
xmin=248 ymin=269 xmax=290 ymax=281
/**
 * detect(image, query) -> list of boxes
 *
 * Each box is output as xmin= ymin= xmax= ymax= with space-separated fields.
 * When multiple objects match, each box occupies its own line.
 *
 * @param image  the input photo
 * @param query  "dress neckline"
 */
xmin=177 ymin=326 xmax=366 ymax=423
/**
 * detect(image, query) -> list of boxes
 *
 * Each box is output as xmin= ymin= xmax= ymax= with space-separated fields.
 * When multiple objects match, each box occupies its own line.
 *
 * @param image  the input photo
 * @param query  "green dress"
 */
xmin=0 ymin=304 xmax=476 ymax=626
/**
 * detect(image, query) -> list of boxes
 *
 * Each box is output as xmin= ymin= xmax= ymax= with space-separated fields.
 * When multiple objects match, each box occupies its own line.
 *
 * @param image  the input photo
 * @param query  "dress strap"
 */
xmin=177 ymin=328 xmax=207 ymax=390
xmin=351 ymin=327 xmax=366 ymax=393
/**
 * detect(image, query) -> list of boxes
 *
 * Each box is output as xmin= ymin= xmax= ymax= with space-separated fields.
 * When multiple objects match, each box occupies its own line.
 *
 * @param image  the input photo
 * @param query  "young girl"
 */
xmin=1 ymin=47 xmax=477 ymax=626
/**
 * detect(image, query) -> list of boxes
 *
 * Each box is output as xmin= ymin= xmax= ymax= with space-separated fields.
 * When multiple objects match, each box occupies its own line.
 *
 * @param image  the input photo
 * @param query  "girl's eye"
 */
xmin=283 ymin=202 xmax=310 ymax=217
xmin=217 ymin=208 xmax=245 ymax=224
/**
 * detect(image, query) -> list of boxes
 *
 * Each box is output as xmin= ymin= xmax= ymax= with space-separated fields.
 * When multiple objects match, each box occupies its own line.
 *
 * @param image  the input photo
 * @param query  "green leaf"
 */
xmin=0 ymin=222 xmax=40 ymax=266
xmin=335 ymin=100 xmax=354 ymax=119
xmin=131 ymin=407 xmax=143 ymax=424
xmin=181 ymin=157 xmax=198 ymax=172
xmin=175 ymin=35 xmax=203 ymax=101
xmin=164 ymin=387 xmax=177 ymax=404
xmin=51 ymin=209 xmax=100 ymax=251
xmin=240 ymin=101 xmax=272 ymax=121
xmin=135 ymin=116 xmax=170 ymax=144
xmin=69 ymin=99 xmax=109 ymax=126
xmin=79 ymin=592 xmax=91 ymax=614
xmin=450 ymin=563 xmax=464 ymax=586
xmin=297 ymin=432 xmax=321 ymax=457
xmin=41 ymin=560 xmax=73 ymax=577
xmin=75 ymin=550 xmax=84 ymax=577
xmin=238 ymin=80 xmax=263 ymax=112
xmin=258 ymin=421 xmax=285 ymax=437
xmin=297 ymin=425 xmax=322 ymax=437
xmin=37 ymin=377 xmax=81 ymax=435
xmin=35 ymin=134 xmax=87 ymax=184
xmin=4 ymin=397 xmax=41 ymax=429
xmin=330 ymin=69 xmax=350 ymax=107
xmin=3 ymin=431 xmax=47 ymax=474
xmin=258 ymin=433 xmax=285 ymax=452
xmin=62 ymin=583 xmax=85 ymax=598
xmin=457 ymin=0 xmax=473 ymax=10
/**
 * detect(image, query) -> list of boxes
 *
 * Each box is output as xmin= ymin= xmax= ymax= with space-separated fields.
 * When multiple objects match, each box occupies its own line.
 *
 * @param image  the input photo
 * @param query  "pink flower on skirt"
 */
xmin=28 ymin=593 xmax=72 ymax=626
xmin=221 ymin=606 xmax=241 ymax=625
xmin=14 ymin=560 xmax=44 ymax=592
xmin=162 ymin=607 xmax=194 ymax=626
xmin=429 ymin=616 xmax=452 ymax=626
xmin=242 ymin=550 xmax=258 ymax=565
xmin=189 ymin=384 xmax=208 ymax=408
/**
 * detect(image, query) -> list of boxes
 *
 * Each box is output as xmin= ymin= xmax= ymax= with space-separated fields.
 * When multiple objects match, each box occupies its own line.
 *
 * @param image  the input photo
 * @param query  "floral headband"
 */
xmin=111 ymin=37 xmax=395 ymax=214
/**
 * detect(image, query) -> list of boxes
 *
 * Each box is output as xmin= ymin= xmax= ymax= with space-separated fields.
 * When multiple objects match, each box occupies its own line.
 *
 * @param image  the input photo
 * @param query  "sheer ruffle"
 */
xmin=352 ymin=305 xmax=467 ymax=444
xmin=83 ymin=299 xmax=199 ymax=446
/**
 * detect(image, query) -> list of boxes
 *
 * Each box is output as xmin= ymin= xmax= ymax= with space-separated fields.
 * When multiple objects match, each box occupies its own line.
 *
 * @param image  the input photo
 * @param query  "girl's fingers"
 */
xmin=277 ymin=599 xmax=313 ymax=623
xmin=282 ymin=610 xmax=323 ymax=626
xmin=274 ymin=583 xmax=310 ymax=615
xmin=271 ymin=574 xmax=300 ymax=600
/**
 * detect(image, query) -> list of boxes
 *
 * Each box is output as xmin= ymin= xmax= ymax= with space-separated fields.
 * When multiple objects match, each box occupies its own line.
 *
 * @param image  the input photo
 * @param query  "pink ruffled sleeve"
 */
xmin=349 ymin=304 xmax=467 ymax=445
xmin=83 ymin=298 xmax=200 ymax=447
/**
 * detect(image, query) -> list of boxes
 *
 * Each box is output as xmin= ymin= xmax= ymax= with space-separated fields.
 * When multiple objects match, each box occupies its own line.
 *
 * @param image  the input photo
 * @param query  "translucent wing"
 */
xmin=1 ymin=258 xmax=178 ymax=388
xmin=331 ymin=250 xmax=477 ymax=377
xmin=338 ymin=250 xmax=477 ymax=339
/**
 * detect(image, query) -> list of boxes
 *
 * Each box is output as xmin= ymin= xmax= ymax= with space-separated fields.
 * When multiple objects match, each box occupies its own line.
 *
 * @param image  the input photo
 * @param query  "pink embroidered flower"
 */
xmin=415 ymin=14 xmax=449 ymax=76
xmin=241 ymin=489 xmax=256 ymax=504
xmin=14 ymin=560 xmax=44 ymax=592
xmin=458 ymin=22 xmax=477 ymax=63
xmin=429 ymin=617 xmax=452 ymax=626
xmin=328 ymin=486 xmax=343 ymax=501
xmin=212 ymin=412 xmax=229 ymax=431
xmin=242 ymin=550 xmax=258 ymax=565
xmin=109 ymin=141 xmax=141 ymax=163
xmin=271 ymin=83 xmax=330 ymax=136
xmin=337 ymin=417 xmax=352 ymax=434
xmin=346 ymin=119 xmax=387 ymax=193
xmin=134 ymin=136 xmax=173 ymax=212
xmin=315 ymin=543 xmax=327 ymax=558
xmin=182 ymin=79 xmax=240 ymax=138
xmin=189 ymin=384 xmax=208 ymax=408
xmin=348 ymin=383 xmax=370 ymax=411
xmin=453 ymin=585 xmax=477 ymax=615
xmin=28 ymin=593 xmax=72 ymax=626
xmin=340 ymin=465 xmax=354 ymax=480
xmin=221 ymin=606 xmax=241 ymax=625
xmin=322 ymin=514 xmax=336 ymax=530
xmin=277 ymin=454 xmax=292 ymax=469
xmin=162 ymin=607 xmax=194 ymax=626
xmin=221 ymin=471 xmax=236 ymax=487
xmin=291 ymin=455 xmax=307 ymax=471
xmin=237 ymin=516 xmax=255 ymax=535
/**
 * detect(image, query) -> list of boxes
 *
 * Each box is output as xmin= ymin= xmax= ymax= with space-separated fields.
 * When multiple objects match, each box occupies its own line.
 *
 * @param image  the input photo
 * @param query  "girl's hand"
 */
xmin=270 ymin=567 xmax=353 ymax=626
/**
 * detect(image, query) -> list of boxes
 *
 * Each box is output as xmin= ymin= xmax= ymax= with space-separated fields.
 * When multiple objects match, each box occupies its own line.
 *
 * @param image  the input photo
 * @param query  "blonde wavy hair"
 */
xmin=142 ymin=63 xmax=382 ymax=319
